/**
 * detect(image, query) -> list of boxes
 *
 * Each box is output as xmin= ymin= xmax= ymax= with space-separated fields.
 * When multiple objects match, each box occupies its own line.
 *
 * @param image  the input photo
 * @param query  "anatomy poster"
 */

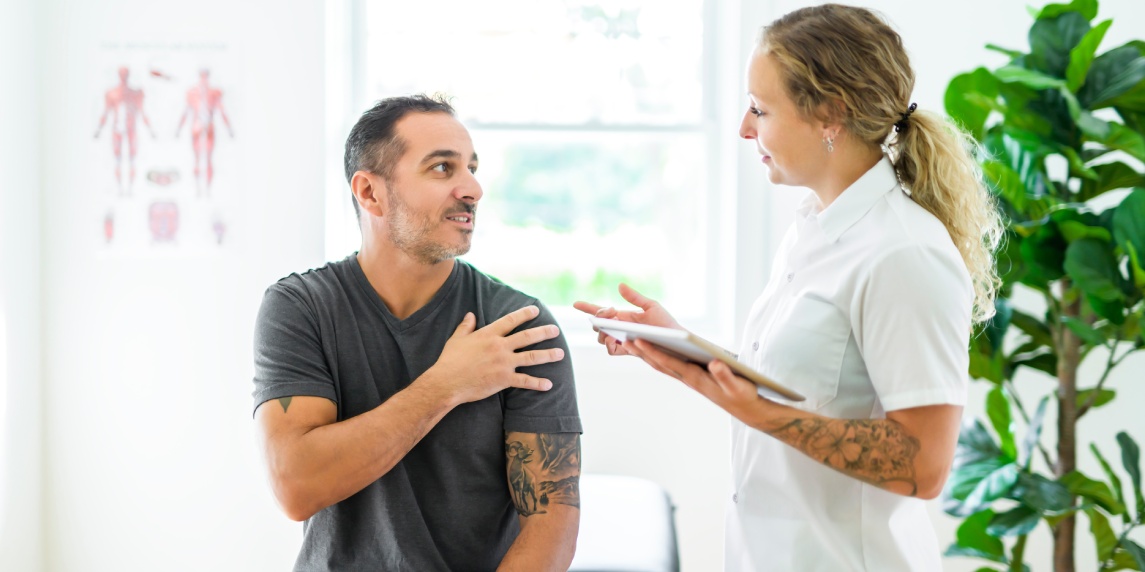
xmin=92 ymin=41 xmax=241 ymax=256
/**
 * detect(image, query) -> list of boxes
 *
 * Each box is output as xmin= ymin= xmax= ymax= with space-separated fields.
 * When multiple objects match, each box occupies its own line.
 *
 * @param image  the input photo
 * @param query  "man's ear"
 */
xmin=350 ymin=171 xmax=387 ymax=218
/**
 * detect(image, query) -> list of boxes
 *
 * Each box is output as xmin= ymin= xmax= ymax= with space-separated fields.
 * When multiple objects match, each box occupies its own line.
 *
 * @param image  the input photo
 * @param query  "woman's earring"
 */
xmin=825 ymin=136 xmax=834 ymax=153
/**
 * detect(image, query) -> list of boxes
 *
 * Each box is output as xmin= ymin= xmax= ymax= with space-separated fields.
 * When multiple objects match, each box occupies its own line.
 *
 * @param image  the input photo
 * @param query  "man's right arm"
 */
xmin=255 ymin=305 xmax=563 ymax=522
xmin=256 ymin=376 xmax=457 ymax=521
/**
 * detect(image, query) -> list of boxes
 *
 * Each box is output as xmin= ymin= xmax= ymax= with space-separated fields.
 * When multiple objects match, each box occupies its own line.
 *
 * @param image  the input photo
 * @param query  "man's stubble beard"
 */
xmin=385 ymin=184 xmax=473 ymax=265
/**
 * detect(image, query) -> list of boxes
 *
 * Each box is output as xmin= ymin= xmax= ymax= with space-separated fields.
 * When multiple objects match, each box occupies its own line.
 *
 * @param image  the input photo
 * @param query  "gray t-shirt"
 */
xmin=252 ymin=255 xmax=581 ymax=571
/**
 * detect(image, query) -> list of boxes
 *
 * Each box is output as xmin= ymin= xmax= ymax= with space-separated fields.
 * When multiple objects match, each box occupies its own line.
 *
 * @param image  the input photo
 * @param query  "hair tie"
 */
xmin=893 ymin=103 xmax=917 ymax=133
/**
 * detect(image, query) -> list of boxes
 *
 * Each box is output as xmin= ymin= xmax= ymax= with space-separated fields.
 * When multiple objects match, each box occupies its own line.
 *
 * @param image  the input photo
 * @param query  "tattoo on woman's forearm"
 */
xmin=506 ymin=434 xmax=581 ymax=516
xmin=770 ymin=418 xmax=920 ymax=496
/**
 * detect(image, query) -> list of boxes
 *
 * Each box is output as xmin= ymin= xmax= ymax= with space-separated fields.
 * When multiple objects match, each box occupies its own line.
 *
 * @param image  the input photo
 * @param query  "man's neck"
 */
xmin=356 ymin=244 xmax=455 ymax=321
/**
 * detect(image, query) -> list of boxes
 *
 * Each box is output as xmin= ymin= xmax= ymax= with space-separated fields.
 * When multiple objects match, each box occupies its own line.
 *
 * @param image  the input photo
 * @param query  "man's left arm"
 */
xmin=498 ymin=431 xmax=581 ymax=572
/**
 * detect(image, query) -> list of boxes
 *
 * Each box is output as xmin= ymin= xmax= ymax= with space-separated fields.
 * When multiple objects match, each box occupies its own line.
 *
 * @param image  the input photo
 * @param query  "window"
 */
xmin=327 ymin=0 xmax=731 ymax=338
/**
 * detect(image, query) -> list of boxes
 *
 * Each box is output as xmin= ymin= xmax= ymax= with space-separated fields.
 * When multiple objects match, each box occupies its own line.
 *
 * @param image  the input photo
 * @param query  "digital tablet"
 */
xmin=587 ymin=317 xmax=806 ymax=402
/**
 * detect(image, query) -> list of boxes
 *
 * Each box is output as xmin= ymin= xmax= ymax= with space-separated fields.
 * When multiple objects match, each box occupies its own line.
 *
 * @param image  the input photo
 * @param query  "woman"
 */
xmin=575 ymin=5 xmax=1003 ymax=571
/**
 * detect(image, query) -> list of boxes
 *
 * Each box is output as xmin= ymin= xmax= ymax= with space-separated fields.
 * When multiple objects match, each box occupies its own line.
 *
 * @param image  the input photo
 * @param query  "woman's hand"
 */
xmin=574 ymin=283 xmax=682 ymax=356
xmin=624 ymin=338 xmax=763 ymax=419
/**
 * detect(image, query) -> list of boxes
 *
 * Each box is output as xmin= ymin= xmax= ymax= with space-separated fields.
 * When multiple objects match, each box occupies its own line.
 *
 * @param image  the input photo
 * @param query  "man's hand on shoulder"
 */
xmin=419 ymin=305 xmax=565 ymax=406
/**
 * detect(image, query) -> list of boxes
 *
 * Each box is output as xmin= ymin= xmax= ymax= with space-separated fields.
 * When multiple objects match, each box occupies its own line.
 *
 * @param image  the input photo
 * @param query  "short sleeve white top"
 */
xmin=725 ymin=157 xmax=974 ymax=571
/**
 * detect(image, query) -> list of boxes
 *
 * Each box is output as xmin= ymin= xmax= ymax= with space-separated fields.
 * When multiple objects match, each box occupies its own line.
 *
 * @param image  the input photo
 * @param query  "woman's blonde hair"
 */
xmin=760 ymin=4 xmax=1004 ymax=324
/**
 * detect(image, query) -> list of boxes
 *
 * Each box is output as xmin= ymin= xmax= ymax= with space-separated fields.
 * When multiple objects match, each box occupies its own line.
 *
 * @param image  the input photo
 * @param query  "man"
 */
xmin=252 ymin=95 xmax=581 ymax=571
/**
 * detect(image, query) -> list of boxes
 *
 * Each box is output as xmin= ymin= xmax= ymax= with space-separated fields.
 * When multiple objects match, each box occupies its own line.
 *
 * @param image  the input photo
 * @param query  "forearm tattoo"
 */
xmin=770 ymin=417 xmax=920 ymax=496
xmin=505 ymin=433 xmax=581 ymax=516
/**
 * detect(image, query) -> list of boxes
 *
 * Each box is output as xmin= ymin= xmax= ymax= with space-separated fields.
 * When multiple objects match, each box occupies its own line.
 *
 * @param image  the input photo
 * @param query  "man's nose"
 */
xmin=456 ymin=170 xmax=483 ymax=203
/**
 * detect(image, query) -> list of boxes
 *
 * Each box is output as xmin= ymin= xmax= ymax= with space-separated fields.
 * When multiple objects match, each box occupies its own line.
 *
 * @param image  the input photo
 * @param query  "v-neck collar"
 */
xmin=349 ymin=254 xmax=461 ymax=332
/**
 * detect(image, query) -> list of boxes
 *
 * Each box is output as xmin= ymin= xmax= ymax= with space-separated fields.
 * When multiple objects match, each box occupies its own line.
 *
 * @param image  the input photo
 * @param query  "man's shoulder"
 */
xmin=457 ymin=260 xmax=540 ymax=310
xmin=265 ymin=255 xmax=356 ymax=307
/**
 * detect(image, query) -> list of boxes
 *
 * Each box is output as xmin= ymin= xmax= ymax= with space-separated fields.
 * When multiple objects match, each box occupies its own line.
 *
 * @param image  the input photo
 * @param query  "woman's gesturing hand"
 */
xmin=573 ymin=283 xmax=682 ymax=357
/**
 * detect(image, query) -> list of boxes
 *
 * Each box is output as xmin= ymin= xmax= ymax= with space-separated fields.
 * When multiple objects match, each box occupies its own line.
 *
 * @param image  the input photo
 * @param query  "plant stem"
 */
xmin=1010 ymin=534 xmax=1029 ymax=572
xmin=1053 ymin=280 xmax=1080 ymax=572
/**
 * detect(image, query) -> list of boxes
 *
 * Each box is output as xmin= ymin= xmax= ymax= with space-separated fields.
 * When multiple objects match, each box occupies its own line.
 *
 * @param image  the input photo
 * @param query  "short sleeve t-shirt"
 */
xmin=252 ymin=255 xmax=582 ymax=572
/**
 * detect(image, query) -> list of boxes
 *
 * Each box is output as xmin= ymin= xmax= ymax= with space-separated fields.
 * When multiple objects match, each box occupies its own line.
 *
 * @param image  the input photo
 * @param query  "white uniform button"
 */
xmin=752 ymin=341 xmax=759 ymax=351
xmin=733 ymin=493 xmax=738 ymax=503
xmin=786 ymin=272 xmax=794 ymax=282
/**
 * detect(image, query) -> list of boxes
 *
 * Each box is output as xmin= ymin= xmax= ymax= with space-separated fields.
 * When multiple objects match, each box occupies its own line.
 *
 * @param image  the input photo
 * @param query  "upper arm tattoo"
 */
xmin=277 ymin=396 xmax=293 ymax=413
xmin=771 ymin=417 xmax=920 ymax=496
xmin=505 ymin=432 xmax=581 ymax=516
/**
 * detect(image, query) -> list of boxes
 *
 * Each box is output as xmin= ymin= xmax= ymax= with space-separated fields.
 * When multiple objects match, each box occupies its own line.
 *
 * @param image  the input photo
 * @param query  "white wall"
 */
xmin=0 ymin=0 xmax=43 ymax=570
xmin=38 ymin=0 xmax=324 ymax=570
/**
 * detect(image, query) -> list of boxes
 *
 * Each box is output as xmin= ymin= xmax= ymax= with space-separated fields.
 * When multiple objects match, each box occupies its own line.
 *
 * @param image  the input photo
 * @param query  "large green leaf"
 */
xmin=1068 ymin=19 xmax=1112 ymax=92
xmin=1027 ymin=11 xmax=1091 ymax=78
xmin=1080 ymin=44 xmax=1145 ymax=109
xmin=1109 ymin=82 xmax=1145 ymax=112
xmin=1036 ymin=0 xmax=1098 ymax=21
xmin=985 ymin=297 xmax=1014 ymax=354
xmin=996 ymin=66 xmax=1067 ymax=90
xmin=1087 ymin=507 xmax=1119 ymax=562
xmin=947 ymin=509 xmax=1008 ymax=562
xmin=987 ymin=387 xmax=1017 ymax=460
xmin=1019 ymin=396 xmax=1049 ymax=469
xmin=985 ymin=160 xmax=1031 ymax=211
xmin=1012 ymin=471 xmax=1074 ymax=512
xmin=1113 ymin=189 xmax=1145 ymax=266
xmin=1079 ymin=113 xmax=1145 ymax=162
xmin=957 ymin=419 xmax=1006 ymax=466
xmin=947 ymin=68 xmax=1000 ymax=140
xmin=1117 ymin=431 xmax=1144 ymax=518
xmin=1063 ymin=316 xmax=1108 ymax=346
xmin=998 ymin=82 xmax=1055 ymax=137
xmin=1061 ymin=470 xmax=1125 ymax=514
xmin=1086 ymin=163 xmax=1145 ymax=200
xmin=1058 ymin=220 xmax=1112 ymax=242
xmin=1009 ymin=309 xmax=1054 ymax=348
xmin=1064 ymin=237 xmax=1124 ymax=302
xmin=1091 ymin=442 xmax=1129 ymax=525
xmin=1088 ymin=294 xmax=1128 ymax=325
xmin=986 ymin=506 xmax=1041 ymax=537
xmin=1076 ymin=387 xmax=1117 ymax=410
xmin=967 ymin=463 xmax=1023 ymax=517
xmin=1060 ymin=145 xmax=1100 ymax=181
xmin=1020 ymin=221 xmax=1068 ymax=284
xmin=1121 ymin=539 xmax=1145 ymax=570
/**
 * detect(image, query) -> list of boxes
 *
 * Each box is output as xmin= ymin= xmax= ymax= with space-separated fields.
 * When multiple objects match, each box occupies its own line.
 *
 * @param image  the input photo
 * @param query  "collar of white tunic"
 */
xmin=795 ymin=156 xmax=901 ymax=243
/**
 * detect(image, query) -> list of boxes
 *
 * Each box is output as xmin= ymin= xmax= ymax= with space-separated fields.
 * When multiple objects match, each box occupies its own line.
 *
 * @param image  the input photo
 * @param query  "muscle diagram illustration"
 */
xmin=94 ymin=66 xmax=155 ymax=195
xmin=176 ymin=69 xmax=234 ymax=196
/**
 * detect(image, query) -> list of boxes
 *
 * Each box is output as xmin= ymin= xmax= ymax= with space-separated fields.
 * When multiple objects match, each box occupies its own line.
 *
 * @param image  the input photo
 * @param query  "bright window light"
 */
xmin=332 ymin=0 xmax=718 ymax=328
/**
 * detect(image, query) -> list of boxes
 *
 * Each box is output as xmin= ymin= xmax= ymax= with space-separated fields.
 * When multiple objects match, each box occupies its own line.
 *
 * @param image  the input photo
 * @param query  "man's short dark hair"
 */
xmin=343 ymin=94 xmax=456 ymax=215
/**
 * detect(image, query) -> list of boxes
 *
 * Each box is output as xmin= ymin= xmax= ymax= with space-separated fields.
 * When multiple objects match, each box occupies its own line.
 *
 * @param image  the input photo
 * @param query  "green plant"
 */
xmin=941 ymin=1 xmax=1145 ymax=571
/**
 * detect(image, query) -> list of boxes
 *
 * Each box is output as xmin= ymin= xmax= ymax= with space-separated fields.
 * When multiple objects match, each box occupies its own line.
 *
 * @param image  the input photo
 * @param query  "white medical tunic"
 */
xmin=725 ymin=157 xmax=973 ymax=571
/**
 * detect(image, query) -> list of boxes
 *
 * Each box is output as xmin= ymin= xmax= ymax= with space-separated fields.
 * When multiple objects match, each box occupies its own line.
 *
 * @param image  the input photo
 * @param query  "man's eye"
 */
xmin=468 ymin=165 xmax=478 ymax=174
xmin=432 ymin=163 xmax=449 ymax=173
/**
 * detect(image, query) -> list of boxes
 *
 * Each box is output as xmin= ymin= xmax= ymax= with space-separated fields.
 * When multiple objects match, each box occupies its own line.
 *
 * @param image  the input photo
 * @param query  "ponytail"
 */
xmin=893 ymin=111 xmax=1004 ymax=325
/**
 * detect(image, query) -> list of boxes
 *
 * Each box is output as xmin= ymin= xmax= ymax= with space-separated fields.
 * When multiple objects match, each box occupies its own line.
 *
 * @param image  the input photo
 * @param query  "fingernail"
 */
xmin=554 ymin=349 xmax=565 ymax=359
xmin=550 ymin=325 xmax=560 ymax=335
xmin=541 ymin=380 xmax=553 ymax=390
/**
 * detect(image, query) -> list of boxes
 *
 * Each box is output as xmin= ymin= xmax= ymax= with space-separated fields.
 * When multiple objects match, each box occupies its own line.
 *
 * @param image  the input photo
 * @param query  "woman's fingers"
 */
xmin=618 ymin=283 xmax=659 ymax=311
